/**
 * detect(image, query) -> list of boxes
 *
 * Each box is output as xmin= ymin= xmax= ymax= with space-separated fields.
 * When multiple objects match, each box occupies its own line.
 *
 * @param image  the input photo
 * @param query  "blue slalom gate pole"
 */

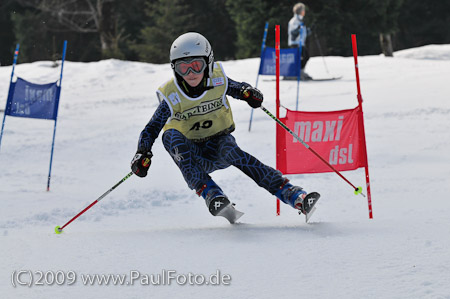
xmin=0 ymin=44 xmax=20 ymax=152
xmin=47 ymin=40 xmax=67 ymax=191
xmin=296 ymin=42 xmax=302 ymax=111
xmin=255 ymin=22 xmax=269 ymax=90
xmin=249 ymin=21 xmax=269 ymax=132
xmin=295 ymin=24 xmax=305 ymax=111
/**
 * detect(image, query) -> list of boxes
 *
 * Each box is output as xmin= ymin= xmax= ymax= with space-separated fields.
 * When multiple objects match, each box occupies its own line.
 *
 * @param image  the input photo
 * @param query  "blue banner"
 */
xmin=258 ymin=47 xmax=301 ymax=77
xmin=5 ymin=77 xmax=60 ymax=120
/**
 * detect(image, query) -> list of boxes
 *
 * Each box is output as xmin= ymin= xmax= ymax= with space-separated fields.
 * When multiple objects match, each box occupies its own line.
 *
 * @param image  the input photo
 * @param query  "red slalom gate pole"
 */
xmin=54 ymin=172 xmax=134 ymax=234
xmin=275 ymin=25 xmax=281 ymax=216
xmin=351 ymin=34 xmax=373 ymax=219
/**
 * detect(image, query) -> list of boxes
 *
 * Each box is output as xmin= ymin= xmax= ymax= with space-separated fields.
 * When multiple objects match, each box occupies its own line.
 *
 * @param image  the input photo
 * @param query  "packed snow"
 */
xmin=1 ymin=43 xmax=450 ymax=299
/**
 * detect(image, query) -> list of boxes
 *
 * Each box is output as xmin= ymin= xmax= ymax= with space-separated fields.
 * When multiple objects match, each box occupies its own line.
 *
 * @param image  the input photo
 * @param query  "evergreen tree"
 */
xmin=306 ymin=0 xmax=403 ymax=56
xmin=368 ymin=0 xmax=404 ymax=56
xmin=133 ymin=0 xmax=196 ymax=63
xmin=226 ymin=0 xmax=319 ymax=58
xmin=225 ymin=0 xmax=269 ymax=59
xmin=13 ymin=0 xmax=126 ymax=60
xmin=397 ymin=0 xmax=450 ymax=49
xmin=116 ymin=0 xmax=148 ymax=61
xmin=134 ymin=0 xmax=236 ymax=63
xmin=188 ymin=0 xmax=236 ymax=61
xmin=11 ymin=8 xmax=101 ymax=63
xmin=11 ymin=9 xmax=52 ymax=63
xmin=3 ymin=0 xmax=449 ymax=63
xmin=0 ymin=0 xmax=20 ymax=66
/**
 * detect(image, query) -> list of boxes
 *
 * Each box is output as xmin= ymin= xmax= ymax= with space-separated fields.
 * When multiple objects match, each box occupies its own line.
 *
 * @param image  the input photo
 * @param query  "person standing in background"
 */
xmin=288 ymin=2 xmax=312 ymax=80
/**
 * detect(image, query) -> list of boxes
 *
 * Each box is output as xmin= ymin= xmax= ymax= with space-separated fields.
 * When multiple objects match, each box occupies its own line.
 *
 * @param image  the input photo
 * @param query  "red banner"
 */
xmin=276 ymin=106 xmax=367 ymax=174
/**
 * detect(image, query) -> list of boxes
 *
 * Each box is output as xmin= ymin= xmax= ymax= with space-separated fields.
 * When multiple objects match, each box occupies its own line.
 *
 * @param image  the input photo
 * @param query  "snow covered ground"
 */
xmin=1 ymin=43 xmax=450 ymax=299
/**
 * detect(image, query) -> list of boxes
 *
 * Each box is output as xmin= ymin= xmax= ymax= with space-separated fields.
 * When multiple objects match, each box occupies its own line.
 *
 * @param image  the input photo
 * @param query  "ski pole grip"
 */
xmin=243 ymin=90 xmax=250 ymax=98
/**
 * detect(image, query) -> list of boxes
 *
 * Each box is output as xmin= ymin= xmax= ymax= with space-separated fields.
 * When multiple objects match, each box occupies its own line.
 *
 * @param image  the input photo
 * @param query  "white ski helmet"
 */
xmin=170 ymin=32 xmax=214 ymax=79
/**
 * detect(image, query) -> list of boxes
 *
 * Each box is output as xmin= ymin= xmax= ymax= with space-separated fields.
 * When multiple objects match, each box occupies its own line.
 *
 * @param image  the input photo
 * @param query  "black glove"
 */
xmin=241 ymin=86 xmax=263 ymax=108
xmin=131 ymin=151 xmax=153 ymax=178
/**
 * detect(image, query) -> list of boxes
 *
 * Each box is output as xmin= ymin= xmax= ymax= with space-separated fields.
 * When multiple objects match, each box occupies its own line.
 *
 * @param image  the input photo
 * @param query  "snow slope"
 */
xmin=1 ymin=44 xmax=450 ymax=299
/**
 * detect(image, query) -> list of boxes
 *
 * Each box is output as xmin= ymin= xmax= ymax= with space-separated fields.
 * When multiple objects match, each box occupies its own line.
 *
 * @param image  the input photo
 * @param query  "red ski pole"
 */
xmin=55 ymin=171 xmax=134 ymax=234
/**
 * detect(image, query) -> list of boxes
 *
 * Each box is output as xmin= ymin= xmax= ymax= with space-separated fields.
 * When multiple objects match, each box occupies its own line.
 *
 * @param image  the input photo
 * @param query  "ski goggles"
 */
xmin=173 ymin=58 xmax=207 ymax=76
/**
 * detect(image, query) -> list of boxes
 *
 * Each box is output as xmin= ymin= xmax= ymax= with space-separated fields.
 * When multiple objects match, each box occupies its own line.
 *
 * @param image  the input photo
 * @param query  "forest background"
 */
xmin=0 ymin=0 xmax=449 ymax=65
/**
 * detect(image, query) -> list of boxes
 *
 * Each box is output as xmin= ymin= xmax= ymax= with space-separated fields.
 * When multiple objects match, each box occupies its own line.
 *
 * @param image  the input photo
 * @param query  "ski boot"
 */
xmin=197 ymin=180 xmax=244 ymax=224
xmin=276 ymin=179 xmax=320 ymax=222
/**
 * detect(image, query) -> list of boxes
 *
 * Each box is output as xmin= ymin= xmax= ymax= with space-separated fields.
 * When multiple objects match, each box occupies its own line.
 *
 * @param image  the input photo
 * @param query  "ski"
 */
xmin=264 ymin=76 xmax=342 ymax=82
xmin=305 ymin=206 xmax=316 ymax=223
xmin=301 ymin=192 xmax=321 ymax=223
xmin=207 ymin=195 xmax=244 ymax=224
xmin=217 ymin=203 xmax=244 ymax=224
xmin=309 ymin=76 xmax=343 ymax=82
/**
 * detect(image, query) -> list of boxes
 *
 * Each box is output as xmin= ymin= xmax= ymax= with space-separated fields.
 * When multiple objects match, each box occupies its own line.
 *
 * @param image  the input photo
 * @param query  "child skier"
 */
xmin=131 ymin=32 xmax=319 ymax=223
